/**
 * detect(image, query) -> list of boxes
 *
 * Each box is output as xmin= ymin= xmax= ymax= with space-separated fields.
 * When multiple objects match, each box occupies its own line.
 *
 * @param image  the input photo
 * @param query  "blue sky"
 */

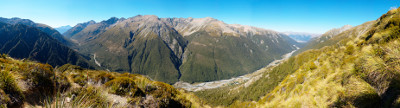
xmin=0 ymin=0 xmax=398 ymax=34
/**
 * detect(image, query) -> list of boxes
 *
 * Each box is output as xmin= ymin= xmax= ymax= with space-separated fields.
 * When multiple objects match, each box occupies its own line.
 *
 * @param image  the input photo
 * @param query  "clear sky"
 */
xmin=0 ymin=0 xmax=398 ymax=34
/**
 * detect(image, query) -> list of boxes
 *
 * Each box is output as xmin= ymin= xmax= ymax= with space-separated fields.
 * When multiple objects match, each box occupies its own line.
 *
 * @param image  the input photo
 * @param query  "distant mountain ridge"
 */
xmin=64 ymin=15 xmax=301 ymax=83
xmin=55 ymin=25 xmax=72 ymax=34
xmin=293 ymin=25 xmax=353 ymax=55
xmin=282 ymin=31 xmax=321 ymax=43
xmin=0 ymin=22 xmax=98 ymax=69
xmin=63 ymin=20 xmax=96 ymax=39
xmin=0 ymin=17 xmax=74 ymax=46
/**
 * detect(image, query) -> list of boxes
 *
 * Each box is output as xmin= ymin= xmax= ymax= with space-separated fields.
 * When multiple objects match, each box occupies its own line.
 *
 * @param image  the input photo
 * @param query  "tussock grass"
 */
xmin=195 ymin=7 xmax=400 ymax=108
xmin=0 ymin=55 xmax=206 ymax=108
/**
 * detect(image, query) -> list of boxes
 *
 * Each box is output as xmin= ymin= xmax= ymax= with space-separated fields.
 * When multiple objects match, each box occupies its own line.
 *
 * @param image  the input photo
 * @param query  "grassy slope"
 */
xmin=194 ymin=49 xmax=319 ymax=106
xmin=195 ymin=8 xmax=400 ymax=108
xmin=0 ymin=54 xmax=208 ymax=108
xmin=245 ymin=8 xmax=400 ymax=107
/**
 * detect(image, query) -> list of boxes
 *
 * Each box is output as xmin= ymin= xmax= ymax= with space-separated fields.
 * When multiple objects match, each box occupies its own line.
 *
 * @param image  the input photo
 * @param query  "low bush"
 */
xmin=0 ymin=89 xmax=10 ymax=108
xmin=57 ymin=64 xmax=83 ymax=72
xmin=105 ymin=77 xmax=144 ymax=97
xmin=67 ymin=86 xmax=109 ymax=107
xmin=0 ymin=70 xmax=24 ymax=107
xmin=94 ymin=72 xmax=115 ymax=84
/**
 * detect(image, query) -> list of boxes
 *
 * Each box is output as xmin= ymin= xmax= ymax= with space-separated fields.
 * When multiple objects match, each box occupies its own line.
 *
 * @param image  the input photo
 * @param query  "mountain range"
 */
xmin=282 ymin=31 xmax=321 ymax=43
xmin=293 ymin=25 xmax=353 ymax=55
xmin=0 ymin=17 xmax=74 ymax=46
xmin=1 ymin=6 xmax=400 ymax=108
xmin=63 ymin=15 xmax=302 ymax=83
xmin=193 ymin=7 xmax=400 ymax=108
xmin=0 ymin=19 xmax=98 ymax=69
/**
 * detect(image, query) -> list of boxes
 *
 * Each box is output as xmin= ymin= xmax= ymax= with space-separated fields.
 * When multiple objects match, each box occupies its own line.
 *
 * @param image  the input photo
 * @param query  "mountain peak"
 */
xmin=102 ymin=17 xmax=121 ymax=25
xmin=0 ymin=17 xmax=35 ymax=25
xmin=77 ymin=20 xmax=96 ymax=26
xmin=133 ymin=15 xmax=159 ymax=21
xmin=340 ymin=25 xmax=353 ymax=31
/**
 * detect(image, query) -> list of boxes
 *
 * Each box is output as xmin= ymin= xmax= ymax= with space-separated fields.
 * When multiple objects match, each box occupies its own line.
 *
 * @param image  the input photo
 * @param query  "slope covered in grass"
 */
xmin=193 ymin=7 xmax=400 ymax=108
xmin=245 ymin=7 xmax=400 ymax=107
xmin=0 ymin=54 xmax=207 ymax=108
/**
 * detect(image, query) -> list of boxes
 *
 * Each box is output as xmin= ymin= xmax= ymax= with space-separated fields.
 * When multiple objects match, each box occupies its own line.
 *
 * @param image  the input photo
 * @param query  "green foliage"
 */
xmin=94 ymin=71 xmax=116 ymax=84
xmin=180 ymin=32 xmax=275 ymax=83
xmin=345 ymin=45 xmax=355 ymax=55
xmin=57 ymin=63 xmax=83 ymax=72
xmin=0 ymin=89 xmax=9 ymax=107
xmin=0 ymin=54 xmax=7 ymax=59
xmin=195 ymin=50 xmax=320 ymax=106
xmin=105 ymin=77 xmax=143 ymax=96
xmin=24 ymin=64 xmax=55 ymax=89
xmin=67 ymin=86 xmax=109 ymax=107
xmin=0 ymin=54 xmax=202 ymax=107
xmin=72 ymin=74 xmax=87 ymax=86
xmin=194 ymin=8 xmax=400 ymax=107
xmin=149 ymin=81 xmax=179 ymax=98
xmin=0 ymin=69 xmax=24 ymax=107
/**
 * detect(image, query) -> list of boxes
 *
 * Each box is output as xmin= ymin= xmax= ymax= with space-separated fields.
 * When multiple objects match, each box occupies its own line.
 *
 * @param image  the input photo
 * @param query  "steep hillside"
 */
xmin=0 ymin=22 xmax=98 ymax=69
xmin=194 ymin=7 xmax=400 ymax=108
xmin=73 ymin=15 xmax=187 ymax=84
xmin=0 ymin=55 xmax=207 ymax=108
xmin=67 ymin=15 xmax=300 ymax=83
xmin=0 ymin=17 xmax=74 ymax=46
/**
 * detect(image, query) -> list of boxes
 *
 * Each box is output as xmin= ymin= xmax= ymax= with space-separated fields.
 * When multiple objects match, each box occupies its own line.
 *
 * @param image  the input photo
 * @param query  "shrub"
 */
xmin=345 ymin=45 xmax=355 ymax=55
xmin=57 ymin=64 xmax=83 ymax=72
xmin=0 ymin=89 xmax=10 ymax=107
xmin=105 ymin=77 xmax=144 ymax=97
xmin=67 ymin=86 xmax=109 ymax=107
xmin=0 ymin=54 xmax=7 ymax=59
xmin=25 ymin=64 xmax=55 ymax=91
xmin=94 ymin=72 xmax=115 ymax=84
xmin=309 ymin=62 xmax=317 ymax=70
xmin=54 ymin=73 xmax=71 ymax=92
xmin=150 ymin=81 xmax=179 ymax=98
xmin=72 ymin=74 xmax=87 ymax=86
xmin=0 ymin=70 xmax=24 ymax=107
